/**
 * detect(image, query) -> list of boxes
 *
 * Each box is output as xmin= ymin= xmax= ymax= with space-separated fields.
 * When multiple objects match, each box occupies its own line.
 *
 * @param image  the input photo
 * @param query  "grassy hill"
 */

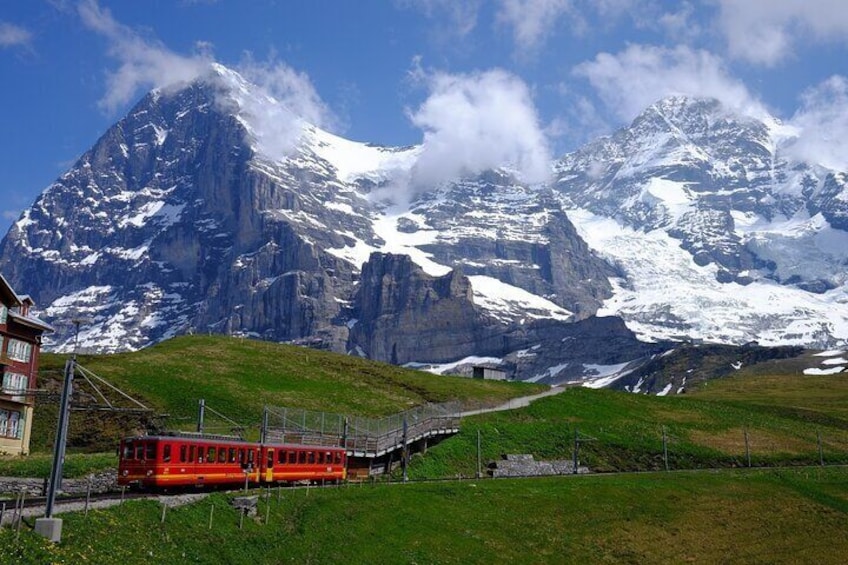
xmin=404 ymin=359 xmax=848 ymax=479
xmin=29 ymin=335 xmax=544 ymax=453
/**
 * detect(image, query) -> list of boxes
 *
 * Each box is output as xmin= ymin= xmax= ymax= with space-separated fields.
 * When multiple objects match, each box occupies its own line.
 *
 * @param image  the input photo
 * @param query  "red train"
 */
xmin=117 ymin=434 xmax=347 ymax=489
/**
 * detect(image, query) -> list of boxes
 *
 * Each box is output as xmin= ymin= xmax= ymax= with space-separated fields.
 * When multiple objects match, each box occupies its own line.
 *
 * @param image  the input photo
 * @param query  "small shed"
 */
xmin=472 ymin=366 xmax=507 ymax=381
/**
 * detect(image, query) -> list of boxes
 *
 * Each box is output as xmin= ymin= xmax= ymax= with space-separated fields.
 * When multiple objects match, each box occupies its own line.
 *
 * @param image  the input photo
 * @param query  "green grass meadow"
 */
xmin=3 ymin=467 xmax=847 ymax=564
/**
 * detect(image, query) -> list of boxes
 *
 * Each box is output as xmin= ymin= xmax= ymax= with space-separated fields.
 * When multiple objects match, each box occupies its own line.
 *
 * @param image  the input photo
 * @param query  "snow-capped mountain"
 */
xmin=554 ymin=96 xmax=848 ymax=348
xmin=2 ymin=66 xmax=847 ymax=385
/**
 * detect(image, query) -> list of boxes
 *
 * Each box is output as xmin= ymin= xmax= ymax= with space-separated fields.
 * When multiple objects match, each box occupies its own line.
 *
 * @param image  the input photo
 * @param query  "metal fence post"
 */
xmin=745 ymin=427 xmax=751 ymax=468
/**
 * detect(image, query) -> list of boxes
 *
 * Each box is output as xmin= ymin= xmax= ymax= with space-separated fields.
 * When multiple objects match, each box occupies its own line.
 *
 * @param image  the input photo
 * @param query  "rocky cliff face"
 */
xmin=0 ymin=70 xmax=360 ymax=351
xmin=350 ymin=253 xmax=500 ymax=364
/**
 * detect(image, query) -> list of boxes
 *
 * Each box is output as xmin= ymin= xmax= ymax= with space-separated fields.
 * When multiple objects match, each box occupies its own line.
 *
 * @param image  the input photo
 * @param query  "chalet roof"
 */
xmin=7 ymin=310 xmax=54 ymax=333
xmin=0 ymin=274 xmax=21 ymax=308
xmin=0 ymin=272 xmax=54 ymax=333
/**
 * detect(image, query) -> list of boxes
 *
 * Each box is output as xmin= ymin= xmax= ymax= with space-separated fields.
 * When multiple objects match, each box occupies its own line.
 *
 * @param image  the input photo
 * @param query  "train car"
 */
xmin=258 ymin=444 xmax=347 ymax=484
xmin=118 ymin=435 xmax=261 ymax=488
xmin=118 ymin=434 xmax=346 ymax=489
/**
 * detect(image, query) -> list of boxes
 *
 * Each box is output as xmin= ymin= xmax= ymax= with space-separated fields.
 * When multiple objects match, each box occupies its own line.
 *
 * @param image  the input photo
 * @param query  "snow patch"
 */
xmin=803 ymin=366 xmax=845 ymax=375
xmin=469 ymin=275 xmax=572 ymax=324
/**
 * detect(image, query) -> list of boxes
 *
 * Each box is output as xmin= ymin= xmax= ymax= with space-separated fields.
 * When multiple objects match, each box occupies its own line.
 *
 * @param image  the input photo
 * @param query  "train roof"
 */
xmin=121 ymin=434 xmax=345 ymax=450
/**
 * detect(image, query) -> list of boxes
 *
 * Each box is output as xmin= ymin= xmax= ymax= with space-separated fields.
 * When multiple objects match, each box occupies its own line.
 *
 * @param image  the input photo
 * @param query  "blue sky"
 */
xmin=1 ymin=0 xmax=847 ymax=233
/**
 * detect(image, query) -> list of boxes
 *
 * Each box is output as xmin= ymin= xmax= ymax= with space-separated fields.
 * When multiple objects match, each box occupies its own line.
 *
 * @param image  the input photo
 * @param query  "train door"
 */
xmin=265 ymin=448 xmax=275 ymax=482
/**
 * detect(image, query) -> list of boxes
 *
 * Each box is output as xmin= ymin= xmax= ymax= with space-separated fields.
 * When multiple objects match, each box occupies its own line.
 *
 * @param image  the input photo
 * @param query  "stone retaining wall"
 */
xmin=0 ymin=470 xmax=118 ymax=497
xmin=489 ymin=454 xmax=589 ymax=478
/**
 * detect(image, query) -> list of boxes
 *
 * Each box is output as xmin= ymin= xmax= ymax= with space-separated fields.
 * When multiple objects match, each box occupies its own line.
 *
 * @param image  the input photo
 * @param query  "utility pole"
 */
xmin=197 ymin=399 xmax=206 ymax=434
xmin=402 ymin=416 xmax=409 ymax=483
xmin=261 ymin=406 xmax=268 ymax=444
xmin=476 ymin=429 xmax=482 ymax=479
xmin=572 ymin=428 xmax=580 ymax=474
xmin=36 ymin=319 xmax=84 ymax=542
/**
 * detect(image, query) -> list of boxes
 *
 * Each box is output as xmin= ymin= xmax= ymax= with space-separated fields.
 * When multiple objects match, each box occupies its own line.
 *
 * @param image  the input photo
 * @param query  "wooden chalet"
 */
xmin=0 ymin=274 xmax=53 ymax=456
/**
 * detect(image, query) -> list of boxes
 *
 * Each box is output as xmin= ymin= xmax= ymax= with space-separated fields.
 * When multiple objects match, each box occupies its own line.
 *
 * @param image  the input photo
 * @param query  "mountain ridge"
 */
xmin=2 ymin=65 xmax=846 ymax=386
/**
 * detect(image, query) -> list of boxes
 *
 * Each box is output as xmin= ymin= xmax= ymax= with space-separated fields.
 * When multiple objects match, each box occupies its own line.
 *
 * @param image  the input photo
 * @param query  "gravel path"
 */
xmin=458 ymin=386 xmax=566 ymax=417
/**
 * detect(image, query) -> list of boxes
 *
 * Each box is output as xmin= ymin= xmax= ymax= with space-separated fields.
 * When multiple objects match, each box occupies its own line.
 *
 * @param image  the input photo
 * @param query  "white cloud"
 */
xmin=406 ymin=66 xmax=552 ymax=190
xmin=401 ymin=0 xmax=481 ymax=38
xmin=785 ymin=75 xmax=848 ymax=170
xmin=233 ymin=55 xmax=337 ymax=158
xmin=716 ymin=0 xmax=848 ymax=66
xmin=574 ymin=44 xmax=765 ymax=122
xmin=0 ymin=22 xmax=32 ymax=48
xmin=78 ymin=0 xmax=214 ymax=113
xmin=77 ymin=0 xmax=334 ymax=159
xmin=496 ymin=0 xmax=575 ymax=53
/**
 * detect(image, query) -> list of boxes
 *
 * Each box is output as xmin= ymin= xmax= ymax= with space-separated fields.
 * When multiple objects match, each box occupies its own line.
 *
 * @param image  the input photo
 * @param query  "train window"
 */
xmin=335 ymin=452 xmax=342 ymax=464
xmin=218 ymin=447 xmax=226 ymax=463
xmin=197 ymin=447 xmax=205 ymax=463
xmin=247 ymin=449 xmax=255 ymax=464
xmin=145 ymin=443 xmax=156 ymax=460
xmin=229 ymin=448 xmax=236 ymax=463
xmin=317 ymin=452 xmax=324 ymax=464
xmin=122 ymin=442 xmax=133 ymax=460
xmin=190 ymin=445 xmax=196 ymax=463
xmin=179 ymin=445 xmax=187 ymax=463
xmin=207 ymin=447 xmax=216 ymax=463
xmin=163 ymin=445 xmax=171 ymax=463
xmin=238 ymin=448 xmax=245 ymax=463
xmin=267 ymin=450 xmax=274 ymax=468
xmin=288 ymin=451 xmax=296 ymax=464
xmin=135 ymin=443 xmax=144 ymax=459
xmin=278 ymin=450 xmax=285 ymax=464
xmin=307 ymin=451 xmax=315 ymax=464
xmin=298 ymin=451 xmax=306 ymax=464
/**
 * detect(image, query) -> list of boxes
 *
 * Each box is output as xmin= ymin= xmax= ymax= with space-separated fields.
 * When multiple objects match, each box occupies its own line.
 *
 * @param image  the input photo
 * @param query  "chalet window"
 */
xmin=7 ymin=339 xmax=32 ymax=363
xmin=0 ymin=305 xmax=6 ymax=324
xmin=0 ymin=410 xmax=21 ymax=439
xmin=2 ymin=372 xmax=28 ymax=394
xmin=8 ymin=411 xmax=20 ymax=438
